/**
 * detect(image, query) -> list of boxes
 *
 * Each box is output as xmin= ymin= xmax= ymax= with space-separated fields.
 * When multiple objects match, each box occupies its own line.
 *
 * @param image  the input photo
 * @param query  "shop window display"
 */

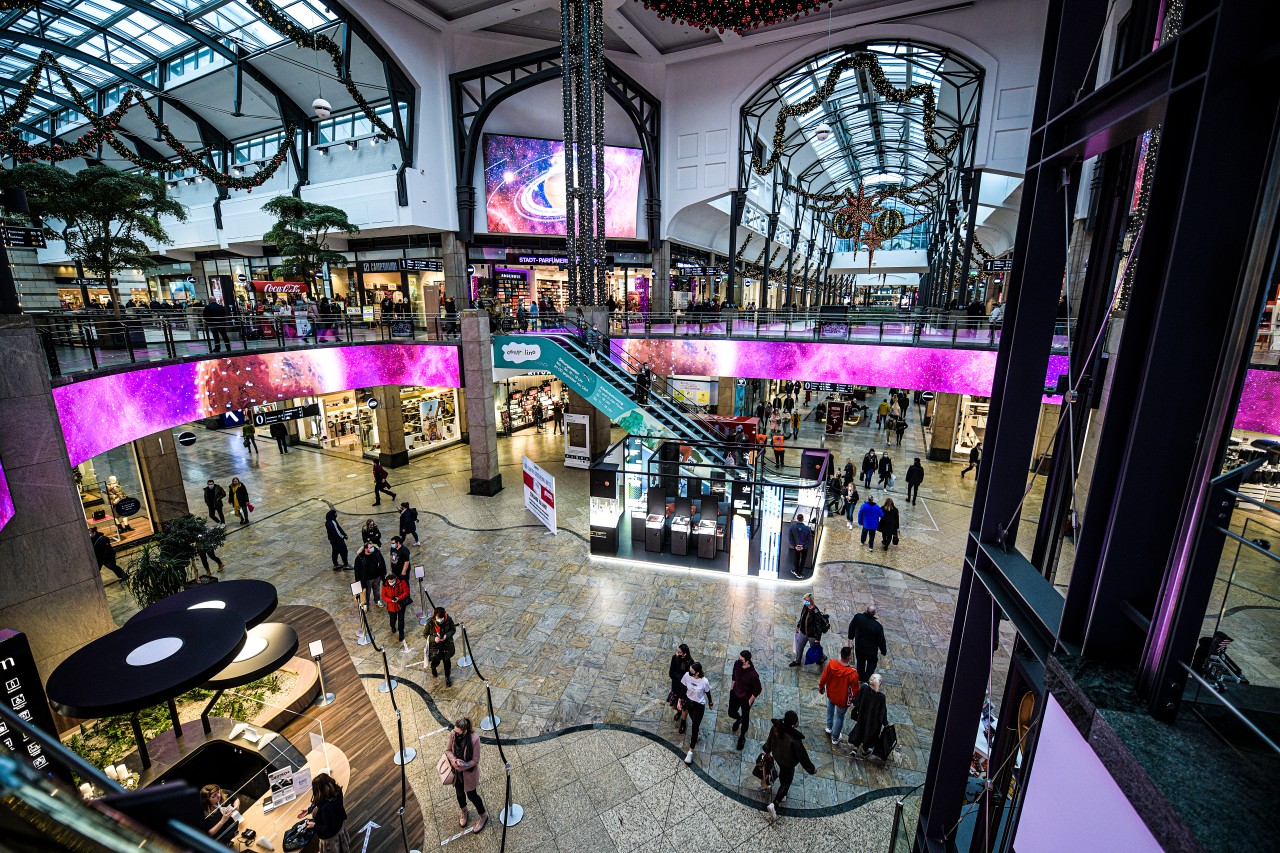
xmin=74 ymin=445 xmax=154 ymax=546
xmin=496 ymin=375 xmax=566 ymax=434
xmin=400 ymin=386 xmax=460 ymax=452
xmin=955 ymin=395 xmax=989 ymax=457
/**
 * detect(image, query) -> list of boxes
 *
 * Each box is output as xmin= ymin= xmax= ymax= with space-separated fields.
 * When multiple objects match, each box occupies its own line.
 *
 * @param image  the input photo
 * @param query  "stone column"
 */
xmin=1032 ymin=403 xmax=1062 ymax=472
xmin=566 ymin=390 xmax=612 ymax=461
xmin=650 ymin=241 xmax=671 ymax=315
xmin=461 ymin=310 xmax=502 ymax=495
xmin=927 ymin=392 xmax=962 ymax=462
xmin=0 ymin=316 xmax=114 ymax=690
xmin=132 ymin=428 xmax=190 ymax=529
xmin=443 ymin=232 xmax=470 ymax=306
xmin=716 ymin=377 xmax=737 ymax=415
xmin=371 ymin=385 xmax=408 ymax=467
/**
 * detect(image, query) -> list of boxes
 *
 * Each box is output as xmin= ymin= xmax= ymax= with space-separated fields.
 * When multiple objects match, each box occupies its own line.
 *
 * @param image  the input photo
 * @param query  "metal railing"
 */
xmin=32 ymin=309 xmax=461 ymax=378
xmin=887 ymin=783 xmax=925 ymax=853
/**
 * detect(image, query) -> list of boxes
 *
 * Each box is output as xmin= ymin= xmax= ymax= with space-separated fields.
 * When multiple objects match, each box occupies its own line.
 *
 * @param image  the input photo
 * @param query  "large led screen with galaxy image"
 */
xmin=483 ymin=134 xmax=643 ymax=238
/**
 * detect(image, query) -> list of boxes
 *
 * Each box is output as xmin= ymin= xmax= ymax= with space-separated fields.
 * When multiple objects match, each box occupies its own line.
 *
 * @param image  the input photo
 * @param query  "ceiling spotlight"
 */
xmin=312 ymin=97 xmax=332 ymax=119
xmin=195 ymin=175 xmax=205 ymax=184
xmin=184 ymin=178 xmax=195 ymax=186
xmin=315 ymin=145 xmax=329 ymax=156
xmin=815 ymin=124 xmax=832 ymax=143
xmin=345 ymin=139 xmax=357 ymax=151
xmin=231 ymin=166 xmax=244 ymax=176
xmin=371 ymin=133 xmax=388 ymax=146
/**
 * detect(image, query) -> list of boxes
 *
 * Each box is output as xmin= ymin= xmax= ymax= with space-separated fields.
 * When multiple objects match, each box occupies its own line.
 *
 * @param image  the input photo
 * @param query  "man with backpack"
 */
xmin=789 ymin=593 xmax=829 ymax=668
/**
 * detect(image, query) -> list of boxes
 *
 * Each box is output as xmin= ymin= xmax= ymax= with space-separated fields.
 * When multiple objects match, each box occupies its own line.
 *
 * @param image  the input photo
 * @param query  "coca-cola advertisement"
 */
xmin=251 ymin=280 xmax=308 ymax=294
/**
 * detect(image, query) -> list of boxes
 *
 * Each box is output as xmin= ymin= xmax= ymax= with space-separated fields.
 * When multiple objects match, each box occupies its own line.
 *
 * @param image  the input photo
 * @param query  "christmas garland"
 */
xmin=752 ymin=51 xmax=962 ymax=179
xmin=633 ymin=0 xmax=836 ymax=35
xmin=1 ymin=91 xmax=138 ymax=163
xmin=0 ymin=0 xmax=40 ymax=10
xmin=244 ymin=0 xmax=397 ymax=140
xmin=0 ymin=51 xmax=52 ymax=136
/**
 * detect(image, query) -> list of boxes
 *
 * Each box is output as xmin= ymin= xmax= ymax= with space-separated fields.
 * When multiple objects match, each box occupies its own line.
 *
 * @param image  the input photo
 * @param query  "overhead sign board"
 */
xmin=982 ymin=258 xmax=1014 ymax=272
xmin=803 ymin=381 xmax=859 ymax=393
xmin=510 ymin=254 xmax=570 ymax=266
xmin=399 ymin=258 xmax=443 ymax=272
xmin=253 ymin=403 xmax=320 ymax=426
xmin=1 ymin=225 xmax=46 ymax=249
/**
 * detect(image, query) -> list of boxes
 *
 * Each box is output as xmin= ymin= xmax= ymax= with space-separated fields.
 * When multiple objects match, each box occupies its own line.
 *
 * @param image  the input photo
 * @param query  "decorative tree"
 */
xmin=261 ymin=196 xmax=358 ymax=284
xmin=3 ymin=164 xmax=185 ymax=315
xmin=124 ymin=514 xmax=227 ymax=608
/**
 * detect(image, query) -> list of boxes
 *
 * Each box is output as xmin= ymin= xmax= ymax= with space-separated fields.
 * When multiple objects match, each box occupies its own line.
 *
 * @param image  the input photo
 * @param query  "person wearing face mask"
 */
xmin=789 ymin=594 xmax=828 ymax=667
xmin=325 ymin=509 xmax=349 ymax=571
xmin=203 ymin=479 xmax=226 ymax=527
xmin=388 ymin=536 xmax=411 ymax=579
xmin=426 ymin=607 xmax=457 ymax=686
xmin=667 ymin=643 xmax=693 ymax=725
xmin=380 ymin=572 xmax=411 ymax=641
xmin=353 ymin=542 xmax=386 ymax=608
xmin=728 ymin=649 xmax=762 ymax=751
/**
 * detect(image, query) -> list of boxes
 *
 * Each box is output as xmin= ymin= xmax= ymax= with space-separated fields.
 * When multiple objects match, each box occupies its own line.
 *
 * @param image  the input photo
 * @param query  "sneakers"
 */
xmin=766 ymin=803 xmax=777 ymax=822
xmin=684 ymin=750 xmax=693 ymax=765
xmin=831 ymin=736 xmax=840 ymax=746
xmin=824 ymin=727 xmax=832 ymax=735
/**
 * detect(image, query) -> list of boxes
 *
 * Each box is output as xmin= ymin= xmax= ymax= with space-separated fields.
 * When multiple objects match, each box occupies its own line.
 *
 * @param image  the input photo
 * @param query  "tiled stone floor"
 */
xmin=103 ymin=406 xmax=1013 ymax=851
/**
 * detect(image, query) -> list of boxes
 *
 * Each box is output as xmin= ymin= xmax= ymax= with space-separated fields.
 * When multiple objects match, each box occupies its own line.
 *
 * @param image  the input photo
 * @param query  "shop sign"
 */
xmin=251 ymin=280 xmax=307 ymax=294
xmin=236 ymin=273 xmax=248 ymax=283
xmin=176 ymin=430 xmax=197 ymax=447
xmin=60 ymin=277 xmax=116 ymax=288
xmin=803 ymin=381 xmax=858 ymax=393
xmin=113 ymin=497 xmax=142 ymax=517
xmin=359 ymin=261 xmax=400 ymax=273
xmin=367 ymin=398 xmax=379 ymax=410
xmin=494 ymin=268 xmax=530 ymax=282
xmin=400 ymin=258 xmax=443 ymax=272
xmin=670 ymin=378 xmax=710 ymax=406
xmin=982 ymin=257 xmax=1014 ymax=272
xmin=522 ymin=455 xmax=557 ymax=534
xmin=510 ymin=254 xmax=569 ymax=265
xmin=361 ymin=306 xmax=375 ymax=322
xmin=253 ymin=403 xmax=320 ymax=427
xmin=0 ymin=629 xmax=58 ymax=776
xmin=1 ymin=225 xmax=46 ymax=249
xmin=345 ymin=306 xmax=363 ymax=316
xmin=825 ymin=402 xmax=845 ymax=436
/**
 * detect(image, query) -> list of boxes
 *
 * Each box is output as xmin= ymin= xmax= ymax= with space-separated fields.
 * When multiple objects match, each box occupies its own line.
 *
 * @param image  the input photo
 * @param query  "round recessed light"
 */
xmin=233 ymin=633 xmax=269 ymax=663
xmin=126 ymin=637 xmax=184 ymax=666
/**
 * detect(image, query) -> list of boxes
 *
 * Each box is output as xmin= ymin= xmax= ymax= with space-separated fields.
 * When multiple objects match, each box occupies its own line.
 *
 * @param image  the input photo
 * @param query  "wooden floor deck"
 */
xmin=275 ymin=604 xmax=425 ymax=853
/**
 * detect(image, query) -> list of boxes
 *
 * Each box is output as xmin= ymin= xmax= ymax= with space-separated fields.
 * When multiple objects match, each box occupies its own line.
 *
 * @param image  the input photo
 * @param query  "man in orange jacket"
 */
xmin=381 ymin=574 xmax=411 ymax=642
xmin=818 ymin=646 xmax=861 ymax=746
xmin=771 ymin=431 xmax=786 ymax=467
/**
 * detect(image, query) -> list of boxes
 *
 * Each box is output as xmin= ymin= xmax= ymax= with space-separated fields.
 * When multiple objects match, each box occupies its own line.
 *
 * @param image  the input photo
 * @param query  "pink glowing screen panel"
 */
xmin=53 ymin=345 xmax=461 ymax=467
xmin=483 ymin=134 xmax=643 ymax=238
xmin=1235 ymin=368 xmax=1280 ymax=435
xmin=0 ymin=462 xmax=12 ymax=532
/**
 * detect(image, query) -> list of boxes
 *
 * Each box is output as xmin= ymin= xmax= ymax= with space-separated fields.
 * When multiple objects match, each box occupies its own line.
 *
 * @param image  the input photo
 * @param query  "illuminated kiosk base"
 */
xmin=593 ymin=518 xmax=816 ymax=581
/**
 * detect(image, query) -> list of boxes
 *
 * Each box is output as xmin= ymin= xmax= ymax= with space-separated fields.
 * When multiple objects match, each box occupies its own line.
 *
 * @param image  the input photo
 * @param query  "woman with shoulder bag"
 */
xmin=880 ymin=498 xmax=901 ymax=551
xmin=444 ymin=718 xmax=487 ymax=833
xmin=679 ymin=661 xmax=714 ymax=765
xmin=298 ymin=773 xmax=349 ymax=852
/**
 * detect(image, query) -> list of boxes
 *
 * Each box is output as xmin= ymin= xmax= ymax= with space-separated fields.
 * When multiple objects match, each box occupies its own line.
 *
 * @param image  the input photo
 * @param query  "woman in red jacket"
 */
xmin=380 ymin=574 xmax=411 ymax=642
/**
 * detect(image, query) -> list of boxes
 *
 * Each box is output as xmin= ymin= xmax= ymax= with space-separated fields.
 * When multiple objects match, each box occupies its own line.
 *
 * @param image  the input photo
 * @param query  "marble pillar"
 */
xmin=650 ymin=242 xmax=671 ymax=315
xmin=716 ymin=377 xmax=737 ymax=415
xmin=1032 ymin=403 xmax=1062 ymax=472
xmin=461 ymin=310 xmax=502 ymax=495
xmin=443 ymin=232 xmax=470 ymax=306
xmin=132 ymin=428 xmax=190 ymax=528
xmin=371 ymin=385 xmax=408 ymax=467
xmin=928 ymin=392 xmax=962 ymax=462
xmin=0 ymin=316 xmax=114 ymax=692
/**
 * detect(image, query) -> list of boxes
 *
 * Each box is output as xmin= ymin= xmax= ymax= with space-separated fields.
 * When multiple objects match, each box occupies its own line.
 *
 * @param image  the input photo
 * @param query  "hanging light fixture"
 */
xmin=312 ymin=97 xmax=332 ymax=119
xmin=814 ymin=124 xmax=832 ymax=143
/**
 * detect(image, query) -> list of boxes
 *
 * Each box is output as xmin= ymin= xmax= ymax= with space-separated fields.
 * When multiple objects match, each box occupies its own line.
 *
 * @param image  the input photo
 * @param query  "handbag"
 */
xmin=751 ymin=752 xmax=778 ymax=785
xmin=247 ymin=503 xmax=255 ymax=512
xmin=875 ymin=724 xmax=898 ymax=760
xmin=665 ymin=689 xmax=679 ymax=708
xmin=436 ymin=752 xmax=457 ymax=786
xmin=281 ymin=819 xmax=315 ymax=852
xmin=804 ymin=642 xmax=824 ymax=665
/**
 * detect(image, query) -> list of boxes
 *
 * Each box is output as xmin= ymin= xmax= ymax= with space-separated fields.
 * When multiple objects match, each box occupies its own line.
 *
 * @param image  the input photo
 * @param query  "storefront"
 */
xmin=355 ymin=257 xmax=445 ymax=320
xmin=467 ymin=245 xmax=652 ymax=314
xmin=955 ymin=395 xmax=990 ymax=457
xmin=272 ymin=385 xmax=462 ymax=460
xmin=495 ymin=372 xmax=566 ymax=434
xmin=74 ymin=445 xmax=154 ymax=546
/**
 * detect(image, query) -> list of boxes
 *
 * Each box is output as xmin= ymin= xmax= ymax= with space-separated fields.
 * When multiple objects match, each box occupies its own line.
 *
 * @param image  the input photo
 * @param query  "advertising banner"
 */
xmin=522 ymin=456 xmax=557 ymax=534
xmin=825 ymin=401 xmax=845 ymax=436
xmin=251 ymin=280 xmax=307 ymax=294
xmin=563 ymin=412 xmax=591 ymax=469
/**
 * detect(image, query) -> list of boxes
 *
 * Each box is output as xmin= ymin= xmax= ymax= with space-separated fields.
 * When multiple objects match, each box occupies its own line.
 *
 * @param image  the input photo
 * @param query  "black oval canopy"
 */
xmin=127 ymin=579 xmax=278 ymax=629
xmin=202 ymin=622 xmax=298 ymax=690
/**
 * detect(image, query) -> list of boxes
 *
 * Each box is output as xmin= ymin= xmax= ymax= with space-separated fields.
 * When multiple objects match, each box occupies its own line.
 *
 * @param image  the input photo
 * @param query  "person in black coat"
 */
xmin=326 ymin=509 xmax=349 ymax=570
xmin=877 ymin=453 xmax=894 ymax=489
xmin=905 ymin=458 xmax=925 ymax=505
xmin=961 ymin=442 xmax=981 ymax=478
xmin=848 ymin=605 xmax=888 ymax=683
xmin=300 ymin=773 xmax=348 ymax=849
xmin=848 ymin=674 xmax=889 ymax=759
xmin=203 ymin=300 xmax=231 ymax=352
xmin=399 ymin=502 xmax=420 ymax=546
xmin=763 ymin=711 xmax=817 ymax=821
xmin=879 ymin=498 xmax=900 ymax=551
xmin=89 ymin=529 xmax=127 ymax=581
xmin=269 ymin=421 xmax=290 ymax=454
xmin=861 ymin=448 xmax=878 ymax=488
xmin=203 ymin=480 xmax=226 ymax=526
xmin=353 ymin=543 xmax=386 ymax=607
xmin=668 ymin=643 xmax=692 ymax=723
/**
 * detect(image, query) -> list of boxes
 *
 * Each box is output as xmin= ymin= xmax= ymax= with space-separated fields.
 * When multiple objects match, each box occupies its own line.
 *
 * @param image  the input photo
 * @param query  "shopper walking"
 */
xmin=353 ymin=542 xmax=385 ymax=607
xmin=299 ymin=773 xmax=349 ymax=853
xmin=789 ymin=593 xmax=828 ymax=667
xmin=551 ymin=398 xmax=564 ymax=434
xmin=361 ymin=518 xmax=382 ymax=547
xmin=788 ymin=513 xmax=811 ymax=579
xmin=269 ymin=421 xmax=290 ymax=454
xmin=679 ymin=661 xmax=714 ymax=764
xmin=818 ymin=647 xmax=860 ymax=745
xmin=848 ymin=674 xmax=889 ymax=760
xmin=445 ymin=718 xmax=488 ymax=833
xmin=772 ymin=431 xmax=786 ymax=467
xmin=728 ymin=650 xmax=762 ymax=751
xmin=894 ymin=417 xmax=907 ymax=446
xmin=398 ymin=502 xmax=420 ymax=546
xmin=426 ymin=606 xmax=457 ymax=685
xmin=668 ymin=643 xmax=693 ymax=724
xmin=961 ymin=442 xmax=982 ymax=478
xmin=203 ymin=479 xmax=226 ymax=527
xmin=857 ymin=495 xmax=883 ymax=551
xmin=879 ymin=498 xmax=900 ymax=552
xmin=380 ymin=573 xmax=411 ymax=641
xmin=763 ymin=711 xmax=816 ymax=822
xmin=195 ymin=529 xmax=224 ymax=576
xmin=371 ymin=460 xmax=397 ymax=506
xmin=843 ymin=482 xmax=860 ymax=529
xmin=241 ymin=422 xmax=259 ymax=454
xmin=228 ymin=477 xmax=251 ymax=524
xmin=861 ymin=448 xmax=878 ymax=488
xmin=877 ymin=452 xmax=894 ymax=489
xmin=791 ymin=409 xmax=801 ymax=440
xmin=326 ymin=509 xmax=349 ymax=570
xmin=875 ymin=399 xmax=890 ymax=429
xmin=89 ymin=528 xmax=127 ymax=582
xmin=848 ymin=605 xmax=888 ymax=683
xmin=905 ymin=458 xmax=925 ymax=506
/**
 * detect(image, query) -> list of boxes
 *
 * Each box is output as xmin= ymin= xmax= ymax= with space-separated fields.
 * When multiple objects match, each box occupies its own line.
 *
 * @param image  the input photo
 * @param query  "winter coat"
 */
xmin=849 ymin=688 xmax=888 ymax=751
xmin=446 ymin=731 xmax=482 ymax=791
xmin=878 ymin=456 xmax=893 ymax=478
xmin=203 ymin=484 xmax=226 ymax=508
xmin=353 ymin=547 xmax=386 ymax=585
xmin=880 ymin=506 xmax=900 ymax=539
xmin=857 ymin=501 xmax=884 ymax=530
xmin=372 ymin=462 xmax=390 ymax=486
xmin=361 ymin=522 xmax=382 ymax=546
xmin=228 ymin=482 xmax=249 ymax=509
xmin=905 ymin=463 xmax=925 ymax=486
xmin=380 ymin=577 xmax=410 ymax=612
xmin=848 ymin=612 xmax=888 ymax=657
xmin=763 ymin=719 xmax=816 ymax=773
xmin=669 ymin=652 xmax=691 ymax=693
xmin=90 ymin=531 xmax=115 ymax=564
xmin=426 ymin=614 xmax=457 ymax=660
xmin=399 ymin=507 xmax=418 ymax=532
xmin=730 ymin=660 xmax=762 ymax=701
xmin=861 ymin=453 xmax=878 ymax=474
xmin=325 ymin=510 xmax=347 ymax=544
xmin=796 ymin=604 xmax=824 ymax=638
xmin=818 ymin=658 xmax=861 ymax=708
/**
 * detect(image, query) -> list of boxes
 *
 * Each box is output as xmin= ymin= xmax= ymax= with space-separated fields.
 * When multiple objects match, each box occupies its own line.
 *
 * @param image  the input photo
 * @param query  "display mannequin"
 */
xmin=105 ymin=475 xmax=133 ymax=536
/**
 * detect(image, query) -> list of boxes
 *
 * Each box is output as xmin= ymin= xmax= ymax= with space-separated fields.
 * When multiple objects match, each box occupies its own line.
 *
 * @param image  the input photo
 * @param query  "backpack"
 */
xmin=816 ymin=610 xmax=831 ymax=636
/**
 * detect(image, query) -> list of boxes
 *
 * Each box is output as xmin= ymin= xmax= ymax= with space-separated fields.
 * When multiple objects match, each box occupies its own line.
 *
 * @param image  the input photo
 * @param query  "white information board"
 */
xmin=522 ymin=456 xmax=557 ymax=534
